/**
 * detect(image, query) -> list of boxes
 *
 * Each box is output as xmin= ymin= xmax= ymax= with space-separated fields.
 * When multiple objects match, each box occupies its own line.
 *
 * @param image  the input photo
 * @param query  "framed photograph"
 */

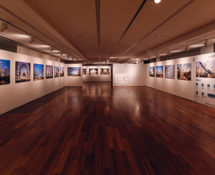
xmin=165 ymin=65 xmax=175 ymax=79
xmin=54 ymin=66 xmax=59 ymax=78
xmin=68 ymin=67 xmax=81 ymax=76
xmin=0 ymin=59 xmax=10 ymax=85
xmin=60 ymin=67 xmax=64 ymax=77
xmin=34 ymin=63 xmax=44 ymax=81
xmin=16 ymin=61 xmax=31 ymax=83
xmin=149 ymin=66 xmax=155 ymax=77
xmin=89 ymin=68 xmax=98 ymax=75
xmin=196 ymin=59 xmax=215 ymax=78
xmin=82 ymin=68 xmax=87 ymax=75
xmin=156 ymin=66 xmax=163 ymax=78
xmin=46 ymin=65 xmax=53 ymax=79
xmin=100 ymin=68 xmax=110 ymax=75
xmin=177 ymin=63 xmax=191 ymax=80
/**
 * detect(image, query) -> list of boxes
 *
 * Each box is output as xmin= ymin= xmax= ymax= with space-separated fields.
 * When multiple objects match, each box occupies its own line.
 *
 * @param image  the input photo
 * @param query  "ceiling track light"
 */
xmin=29 ymin=37 xmax=35 ymax=44
xmin=204 ymin=40 xmax=209 ymax=47
xmin=0 ymin=22 xmax=8 ymax=32
xmin=186 ymin=46 xmax=190 ymax=52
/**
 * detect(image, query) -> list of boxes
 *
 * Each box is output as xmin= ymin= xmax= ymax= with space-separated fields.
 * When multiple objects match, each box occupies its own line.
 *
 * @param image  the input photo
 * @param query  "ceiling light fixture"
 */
xmin=0 ymin=22 xmax=8 ymax=32
xmin=154 ymin=0 xmax=161 ymax=4
xmin=29 ymin=37 xmax=35 ymax=44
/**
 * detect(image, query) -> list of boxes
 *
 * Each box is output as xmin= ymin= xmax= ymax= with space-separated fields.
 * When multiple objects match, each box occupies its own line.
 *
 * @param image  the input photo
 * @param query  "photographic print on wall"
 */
xmin=82 ymin=68 xmax=87 ymax=75
xmin=16 ymin=61 xmax=31 ymax=83
xmin=54 ymin=66 xmax=59 ymax=78
xmin=68 ymin=67 xmax=81 ymax=76
xmin=46 ymin=65 xmax=53 ymax=79
xmin=60 ymin=67 xmax=64 ymax=77
xmin=101 ymin=68 xmax=110 ymax=75
xmin=196 ymin=59 xmax=215 ymax=78
xmin=165 ymin=65 xmax=175 ymax=79
xmin=149 ymin=66 xmax=155 ymax=77
xmin=177 ymin=63 xmax=191 ymax=81
xmin=89 ymin=68 xmax=98 ymax=75
xmin=0 ymin=59 xmax=10 ymax=85
xmin=33 ymin=64 xmax=44 ymax=81
xmin=156 ymin=66 xmax=163 ymax=78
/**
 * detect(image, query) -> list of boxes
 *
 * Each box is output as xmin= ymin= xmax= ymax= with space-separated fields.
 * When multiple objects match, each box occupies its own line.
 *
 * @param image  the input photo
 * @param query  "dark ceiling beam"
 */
xmin=95 ymin=0 xmax=101 ymax=62
xmin=109 ymin=0 xmax=148 ymax=58
xmin=120 ymin=0 xmax=194 ymax=58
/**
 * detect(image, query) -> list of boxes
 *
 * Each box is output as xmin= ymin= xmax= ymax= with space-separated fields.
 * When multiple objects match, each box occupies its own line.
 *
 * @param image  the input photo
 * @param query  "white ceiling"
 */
xmin=0 ymin=0 xmax=215 ymax=62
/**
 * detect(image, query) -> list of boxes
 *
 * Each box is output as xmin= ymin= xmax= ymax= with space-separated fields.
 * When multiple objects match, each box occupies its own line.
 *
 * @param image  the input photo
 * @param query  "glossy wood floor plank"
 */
xmin=0 ymin=82 xmax=215 ymax=175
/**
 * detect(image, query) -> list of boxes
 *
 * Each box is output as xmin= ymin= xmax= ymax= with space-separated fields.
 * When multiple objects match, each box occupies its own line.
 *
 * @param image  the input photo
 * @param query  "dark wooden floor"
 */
xmin=0 ymin=82 xmax=215 ymax=175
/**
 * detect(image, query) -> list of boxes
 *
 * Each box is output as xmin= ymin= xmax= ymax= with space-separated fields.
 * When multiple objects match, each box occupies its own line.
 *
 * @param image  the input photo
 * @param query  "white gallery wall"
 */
xmin=113 ymin=64 xmax=146 ymax=86
xmin=3 ymin=47 xmax=215 ymax=115
xmin=146 ymin=56 xmax=195 ymax=101
xmin=82 ymin=65 xmax=111 ymax=82
xmin=0 ymin=49 xmax=65 ymax=115
xmin=64 ymin=64 xmax=83 ymax=86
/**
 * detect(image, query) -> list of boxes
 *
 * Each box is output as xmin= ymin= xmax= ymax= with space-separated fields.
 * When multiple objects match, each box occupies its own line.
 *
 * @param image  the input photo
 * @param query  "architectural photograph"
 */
xmin=33 ymin=63 xmax=44 ymax=80
xmin=0 ymin=59 xmax=10 ymax=85
xmin=15 ymin=61 xmax=31 ymax=83
xmin=1 ymin=0 xmax=215 ymax=175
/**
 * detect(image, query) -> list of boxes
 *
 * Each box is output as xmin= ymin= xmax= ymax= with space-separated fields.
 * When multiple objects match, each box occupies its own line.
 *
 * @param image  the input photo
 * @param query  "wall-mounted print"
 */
xmin=89 ymin=68 xmax=98 ymax=75
xmin=101 ymin=68 xmax=110 ymax=75
xmin=33 ymin=64 xmax=44 ymax=81
xmin=196 ymin=59 xmax=215 ymax=78
xmin=165 ymin=65 xmax=175 ymax=79
xmin=177 ymin=63 xmax=191 ymax=81
xmin=46 ymin=65 xmax=53 ymax=79
xmin=149 ymin=66 xmax=155 ymax=77
xmin=68 ymin=67 xmax=81 ymax=76
xmin=60 ymin=67 xmax=64 ymax=77
xmin=0 ymin=59 xmax=10 ymax=85
xmin=82 ymin=68 xmax=87 ymax=75
xmin=54 ymin=66 xmax=59 ymax=78
xmin=156 ymin=66 xmax=163 ymax=78
xmin=16 ymin=61 xmax=31 ymax=83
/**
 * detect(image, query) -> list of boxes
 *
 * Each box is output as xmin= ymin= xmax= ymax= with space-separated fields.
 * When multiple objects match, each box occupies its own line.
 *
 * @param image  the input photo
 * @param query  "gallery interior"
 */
xmin=0 ymin=0 xmax=215 ymax=174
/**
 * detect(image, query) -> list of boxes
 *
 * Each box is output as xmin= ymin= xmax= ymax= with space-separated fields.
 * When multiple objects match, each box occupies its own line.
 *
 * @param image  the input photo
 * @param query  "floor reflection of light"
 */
xmin=82 ymin=83 xmax=111 ymax=98
xmin=135 ymin=103 xmax=141 ymax=117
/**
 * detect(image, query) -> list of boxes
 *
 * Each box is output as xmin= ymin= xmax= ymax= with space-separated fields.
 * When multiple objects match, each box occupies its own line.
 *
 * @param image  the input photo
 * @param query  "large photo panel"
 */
xmin=68 ymin=67 xmax=81 ymax=76
xmin=46 ymin=65 xmax=53 ymax=79
xmin=149 ymin=66 xmax=155 ymax=77
xmin=34 ymin=64 xmax=44 ymax=81
xmin=16 ymin=61 xmax=31 ymax=83
xmin=177 ymin=63 xmax=191 ymax=81
xmin=0 ymin=59 xmax=10 ymax=85
xmin=55 ymin=66 xmax=59 ymax=78
xmin=196 ymin=59 xmax=215 ymax=78
xmin=165 ymin=65 xmax=175 ymax=79
xmin=156 ymin=66 xmax=163 ymax=78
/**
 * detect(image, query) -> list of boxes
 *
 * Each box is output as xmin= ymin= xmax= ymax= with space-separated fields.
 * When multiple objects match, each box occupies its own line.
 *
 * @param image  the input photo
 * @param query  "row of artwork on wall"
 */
xmin=0 ymin=59 xmax=64 ymax=85
xmin=0 ymin=59 xmax=111 ymax=85
xmin=68 ymin=67 xmax=110 ymax=76
xmin=149 ymin=63 xmax=192 ymax=81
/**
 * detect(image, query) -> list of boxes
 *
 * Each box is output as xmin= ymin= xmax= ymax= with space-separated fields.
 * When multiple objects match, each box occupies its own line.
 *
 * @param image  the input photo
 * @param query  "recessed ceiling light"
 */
xmin=170 ymin=49 xmax=184 ymax=53
xmin=52 ymin=49 xmax=60 ymax=53
xmin=154 ymin=0 xmax=161 ymax=4
xmin=32 ymin=44 xmax=50 ymax=48
xmin=189 ymin=43 xmax=205 ymax=49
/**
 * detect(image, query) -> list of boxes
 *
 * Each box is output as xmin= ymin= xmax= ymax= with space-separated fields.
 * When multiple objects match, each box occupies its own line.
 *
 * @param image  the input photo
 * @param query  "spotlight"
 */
xmin=29 ymin=37 xmax=35 ymax=44
xmin=154 ymin=0 xmax=161 ymax=4
xmin=0 ymin=22 xmax=8 ymax=32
